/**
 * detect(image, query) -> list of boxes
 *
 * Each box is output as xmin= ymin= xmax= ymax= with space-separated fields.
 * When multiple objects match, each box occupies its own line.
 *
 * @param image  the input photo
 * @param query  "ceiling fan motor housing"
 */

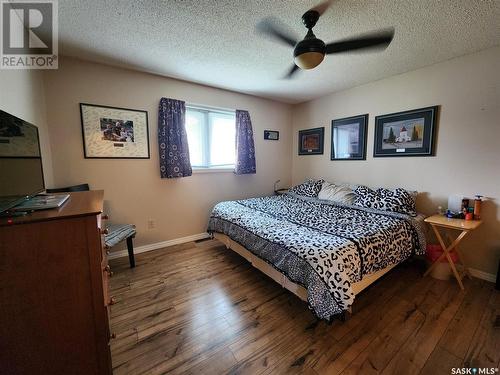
xmin=294 ymin=28 xmax=326 ymax=70
xmin=302 ymin=10 xmax=320 ymax=29
xmin=294 ymin=35 xmax=326 ymax=57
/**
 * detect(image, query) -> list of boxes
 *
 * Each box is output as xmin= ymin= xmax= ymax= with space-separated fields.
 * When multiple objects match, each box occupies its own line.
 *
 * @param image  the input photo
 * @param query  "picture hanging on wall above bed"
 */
xmin=374 ymin=106 xmax=438 ymax=157
xmin=331 ymin=114 xmax=368 ymax=160
xmin=80 ymin=103 xmax=150 ymax=159
xmin=298 ymin=127 xmax=324 ymax=155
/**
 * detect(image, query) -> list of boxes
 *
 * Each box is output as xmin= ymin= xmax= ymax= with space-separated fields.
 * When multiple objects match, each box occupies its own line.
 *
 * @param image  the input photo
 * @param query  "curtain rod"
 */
xmin=186 ymin=102 xmax=239 ymax=113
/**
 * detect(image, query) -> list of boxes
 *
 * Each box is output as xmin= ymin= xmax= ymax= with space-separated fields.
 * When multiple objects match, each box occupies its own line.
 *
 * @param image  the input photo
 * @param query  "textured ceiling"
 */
xmin=59 ymin=0 xmax=500 ymax=103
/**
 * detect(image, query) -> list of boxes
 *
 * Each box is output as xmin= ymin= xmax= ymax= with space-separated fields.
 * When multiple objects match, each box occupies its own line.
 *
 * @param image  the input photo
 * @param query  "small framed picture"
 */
xmin=80 ymin=103 xmax=150 ymax=159
xmin=298 ymin=127 xmax=324 ymax=155
xmin=331 ymin=114 xmax=368 ymax=160
xmin=264 ymin=130 xmax=279 ymax=140
xmin=374 ymin=106 xmax=438 ymax=157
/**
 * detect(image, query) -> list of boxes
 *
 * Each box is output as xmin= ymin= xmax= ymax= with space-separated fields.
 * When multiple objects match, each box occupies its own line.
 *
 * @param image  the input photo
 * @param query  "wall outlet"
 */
xmin=147 ymin=219 xmax=155 ymax=229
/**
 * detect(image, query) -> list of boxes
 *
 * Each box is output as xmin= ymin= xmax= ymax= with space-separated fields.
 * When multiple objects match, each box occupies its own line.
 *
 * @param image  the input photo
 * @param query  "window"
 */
xmin=186 ymin=106 xmax=236 ymax=169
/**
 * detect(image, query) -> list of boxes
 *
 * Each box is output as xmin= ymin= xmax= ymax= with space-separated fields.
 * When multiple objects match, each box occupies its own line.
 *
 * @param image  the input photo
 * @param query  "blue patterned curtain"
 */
xmin=158 ymin=98 xmax=192 ymax=178
xmin=234 ymin=110 xmax=256 ymax=174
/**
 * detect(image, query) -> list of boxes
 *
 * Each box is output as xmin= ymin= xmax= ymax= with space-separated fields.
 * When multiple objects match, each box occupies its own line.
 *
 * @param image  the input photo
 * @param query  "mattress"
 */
xmin=207 ymin=192 xmax=426 ymax=321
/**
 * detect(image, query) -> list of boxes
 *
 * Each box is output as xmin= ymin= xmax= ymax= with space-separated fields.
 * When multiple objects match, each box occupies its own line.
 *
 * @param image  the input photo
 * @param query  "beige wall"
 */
xmin=291 ymin=47 xmax=500 ymax=275
xmin=23 ymin=48 xmax=498 ymax=275
xmin=43 ymin=57 xmax=292 ymax=248
xmin=0 ymin=70 xmax=54 ymax=186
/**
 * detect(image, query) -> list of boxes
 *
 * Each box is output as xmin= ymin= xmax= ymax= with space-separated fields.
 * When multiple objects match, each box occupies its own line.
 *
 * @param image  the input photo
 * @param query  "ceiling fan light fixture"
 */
xmin=255 ymin=2 xmax=394 ymax=79
xmin=294 ymin=51 xmax=324 ymax=70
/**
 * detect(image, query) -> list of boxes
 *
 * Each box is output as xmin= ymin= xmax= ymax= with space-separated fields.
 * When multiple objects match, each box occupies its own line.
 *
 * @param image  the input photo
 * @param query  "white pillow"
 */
xmin=318 ymin=182 xmax=356 ymax=205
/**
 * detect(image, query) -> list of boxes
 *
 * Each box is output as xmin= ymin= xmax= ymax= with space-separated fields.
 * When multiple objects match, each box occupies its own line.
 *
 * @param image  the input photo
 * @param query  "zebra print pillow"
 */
xmin=289 ymin=179 xmax=325 ymax=198
xmin=354 ymin=185 xmax=417 ymax=216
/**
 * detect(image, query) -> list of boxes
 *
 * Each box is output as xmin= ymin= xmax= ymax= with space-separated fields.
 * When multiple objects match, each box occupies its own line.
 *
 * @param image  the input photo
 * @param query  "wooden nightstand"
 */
xmin=423 ymin=214 xmax=482 ymax=290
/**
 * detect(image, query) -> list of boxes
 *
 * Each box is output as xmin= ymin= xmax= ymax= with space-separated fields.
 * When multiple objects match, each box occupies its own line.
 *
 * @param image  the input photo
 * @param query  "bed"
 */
xmin=207 ymin=191 xmax=426 ymax=322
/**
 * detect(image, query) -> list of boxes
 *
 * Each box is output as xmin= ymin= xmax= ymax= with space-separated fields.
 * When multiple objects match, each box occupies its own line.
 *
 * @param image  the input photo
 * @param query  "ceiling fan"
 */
xmin=256 ymin=0 xmax=395 ymax=78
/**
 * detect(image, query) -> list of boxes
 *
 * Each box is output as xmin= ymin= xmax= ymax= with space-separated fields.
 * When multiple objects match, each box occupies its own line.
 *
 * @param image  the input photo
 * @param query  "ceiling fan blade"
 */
xmin=283 ymin=64 xmax=300 ymax=79
xmin=325 ymin=28 xmax=395 ymax=54
xmin=256 ymin=17 xmax=298 ymax=48
xmin=309 ymin=0 xmax=335 ymax=16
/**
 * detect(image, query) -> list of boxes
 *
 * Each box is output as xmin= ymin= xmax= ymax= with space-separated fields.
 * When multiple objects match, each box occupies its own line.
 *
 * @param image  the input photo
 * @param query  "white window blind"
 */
xmin=186 ymin=106 xmax=236 ymax=169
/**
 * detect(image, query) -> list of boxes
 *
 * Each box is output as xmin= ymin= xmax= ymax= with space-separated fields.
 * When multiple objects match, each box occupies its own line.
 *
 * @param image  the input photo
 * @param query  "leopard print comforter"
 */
xmin=207 ymin=192 xmax=426 ymax=321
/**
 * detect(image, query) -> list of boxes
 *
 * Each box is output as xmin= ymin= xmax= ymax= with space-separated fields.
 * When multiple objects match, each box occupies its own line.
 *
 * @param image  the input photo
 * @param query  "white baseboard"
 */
xmin=469 ymin=268 xmax=497 ymax=283
xmin=108 ymin=232 xmax=211 ymax=260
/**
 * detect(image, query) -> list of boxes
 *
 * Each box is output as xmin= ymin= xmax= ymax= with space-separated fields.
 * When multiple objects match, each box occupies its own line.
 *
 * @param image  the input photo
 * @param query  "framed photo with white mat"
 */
xmin=80 ymin=103 xmax=150 ymax=159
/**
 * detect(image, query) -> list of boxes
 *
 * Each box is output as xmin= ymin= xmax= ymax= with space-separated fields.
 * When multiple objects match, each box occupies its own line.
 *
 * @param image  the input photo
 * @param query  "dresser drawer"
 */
xmin=102 ymin=262 xmax=115 ymax=307
xmin=101 ymin=239 xmax=109 ymax=262
xmin=102 ymin=265 xmax=109 ymax=307
xmin=97 ymin=213 xmax=109 ymax=229
xmin=99 ymin=213 xmax=110 ymax=261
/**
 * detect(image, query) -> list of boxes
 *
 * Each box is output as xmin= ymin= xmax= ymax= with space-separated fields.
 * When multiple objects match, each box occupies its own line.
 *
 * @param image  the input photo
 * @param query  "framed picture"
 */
xmin=264 ymin=130 xmax=279 ymax=140
xmin=298 ymin=127 xmax=324 ymax=155
xmin=374 ymin=106 xmax=438 ymax=157
xmin=80 ymin=103 xmax=150 ymax=159
xmin=331 ymin=114 xmax=368 ymax=160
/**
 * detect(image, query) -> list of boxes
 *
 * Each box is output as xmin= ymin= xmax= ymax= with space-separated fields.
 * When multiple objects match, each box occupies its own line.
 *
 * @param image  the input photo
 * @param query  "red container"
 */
xmin=426 ymin=244 xmax=458 ymax=263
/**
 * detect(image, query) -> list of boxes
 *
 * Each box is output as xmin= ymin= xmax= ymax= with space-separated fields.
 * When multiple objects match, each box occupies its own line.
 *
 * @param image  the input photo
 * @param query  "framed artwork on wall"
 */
xmin=80 ymin=103 xmax=150 ymax=159
xmin=331 ymin=114 xmax=368 ymax=160
xmin=298 ymin=127 xmax=324 ymax=155
xmin=374 ymin=106 xmax=438 ymax=157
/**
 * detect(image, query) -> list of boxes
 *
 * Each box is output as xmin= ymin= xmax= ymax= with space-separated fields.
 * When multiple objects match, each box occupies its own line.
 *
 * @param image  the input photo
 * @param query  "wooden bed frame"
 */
xmin=214 ymin=233 xmax=396 ymax=304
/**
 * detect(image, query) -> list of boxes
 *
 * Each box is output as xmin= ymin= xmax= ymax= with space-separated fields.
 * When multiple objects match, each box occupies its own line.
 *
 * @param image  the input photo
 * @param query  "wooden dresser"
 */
xmin=0 ymin=191 xmax=113 ymax=374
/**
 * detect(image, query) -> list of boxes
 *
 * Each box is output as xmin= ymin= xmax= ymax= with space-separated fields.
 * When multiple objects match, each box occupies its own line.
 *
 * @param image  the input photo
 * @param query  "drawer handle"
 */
xmin=102 ymin=214 xmax=109 ymax=220
xmin=104 ymin=265 xmax=114 ymax=277
xmin=109 ymin=297 xmax=116 ymax=305
xmin=101 ymin=228 xmax=109 ymax=235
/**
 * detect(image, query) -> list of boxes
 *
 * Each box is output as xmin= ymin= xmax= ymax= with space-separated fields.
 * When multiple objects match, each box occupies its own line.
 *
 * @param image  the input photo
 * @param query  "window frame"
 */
xmin=185 ymin=104 xmax=236 ymax=171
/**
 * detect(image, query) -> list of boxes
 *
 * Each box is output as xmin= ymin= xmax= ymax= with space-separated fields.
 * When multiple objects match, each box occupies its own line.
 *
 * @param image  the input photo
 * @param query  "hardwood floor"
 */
xmin=109 ymin=239 xmax=500 ymax=375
